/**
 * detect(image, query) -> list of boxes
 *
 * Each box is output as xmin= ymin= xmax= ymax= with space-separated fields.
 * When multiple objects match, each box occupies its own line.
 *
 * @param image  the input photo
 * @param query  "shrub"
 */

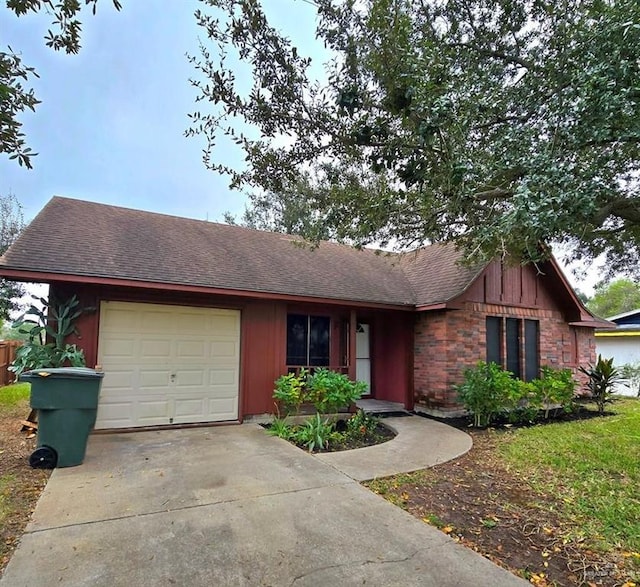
xmin=306 ymin=368 xmax=366 ymax=414
xmin=529 ymin=366 xmax=576 ymax=419
xmin=273 ymin=369 xmax=307 ymax=416
xmin=456 ymin=361 xmax=519 ymax=427
xmin=504 ymin=380 xmax=541 ymax=425
xmin=292 ymin=413 xmax=339 ymax=452
xmin=579 ymin=355 xmax=621 ymax=415
xmin=619 ymin=362 xmax=640 ymax=397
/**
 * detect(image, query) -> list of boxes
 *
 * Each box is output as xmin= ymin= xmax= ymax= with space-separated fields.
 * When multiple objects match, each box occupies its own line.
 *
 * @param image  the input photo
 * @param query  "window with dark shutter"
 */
xmin=486 ymin=317 xmax=502 ymax=365
xmin=524 ymin=320 xmax=540 ymax=381
xmin=506 ymin=318 xmax=521 ymax=378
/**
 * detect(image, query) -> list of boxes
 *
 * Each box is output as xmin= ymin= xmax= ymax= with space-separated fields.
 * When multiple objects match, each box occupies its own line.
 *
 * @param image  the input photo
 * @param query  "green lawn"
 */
xmin=500 ymin=398 xmax=640 ymax=555
xmin=0 ymin=383 xmax=30 ymax=407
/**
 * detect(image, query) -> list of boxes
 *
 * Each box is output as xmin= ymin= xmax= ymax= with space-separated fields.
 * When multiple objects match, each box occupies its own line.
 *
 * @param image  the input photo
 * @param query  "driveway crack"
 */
xmin=289 ymin=549 xmax=422 ymax=585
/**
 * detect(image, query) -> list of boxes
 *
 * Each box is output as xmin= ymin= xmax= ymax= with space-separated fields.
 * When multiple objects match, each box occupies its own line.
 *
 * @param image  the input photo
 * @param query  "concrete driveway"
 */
xmin=1 ymin=424 xmax=526 ymax=586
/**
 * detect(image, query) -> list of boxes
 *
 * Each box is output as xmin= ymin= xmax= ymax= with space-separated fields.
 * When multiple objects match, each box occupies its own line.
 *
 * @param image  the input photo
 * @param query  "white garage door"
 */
xmin=96 ymin=301 xmax=240 ymax=429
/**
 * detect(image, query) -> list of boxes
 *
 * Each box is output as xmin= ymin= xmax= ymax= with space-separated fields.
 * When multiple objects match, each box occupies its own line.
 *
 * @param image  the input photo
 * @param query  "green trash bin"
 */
xmin=20 ymin=367 xmax=105 ymax=468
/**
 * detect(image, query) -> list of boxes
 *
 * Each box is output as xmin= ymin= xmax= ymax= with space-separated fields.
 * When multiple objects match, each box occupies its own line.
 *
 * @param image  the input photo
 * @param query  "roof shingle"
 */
xmin=0 ymin=197 xmax=485 ymax=307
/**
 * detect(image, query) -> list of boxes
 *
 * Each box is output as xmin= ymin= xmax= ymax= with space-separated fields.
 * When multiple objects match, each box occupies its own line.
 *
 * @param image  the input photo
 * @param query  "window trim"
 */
xmin=486 ymin=316 xmax=539 ymax=381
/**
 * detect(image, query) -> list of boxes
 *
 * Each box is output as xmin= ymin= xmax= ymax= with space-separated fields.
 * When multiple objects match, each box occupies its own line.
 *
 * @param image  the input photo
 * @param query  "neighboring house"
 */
xmin=0 ymin=197 xmax=606 ymax=429
xmin=595 ymin=309 xmax=640 ymax=396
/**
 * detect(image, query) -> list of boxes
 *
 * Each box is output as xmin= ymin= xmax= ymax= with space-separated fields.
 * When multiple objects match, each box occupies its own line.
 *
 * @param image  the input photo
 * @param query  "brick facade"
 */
xmin=413 ymin=301 xmax=597 ymax=413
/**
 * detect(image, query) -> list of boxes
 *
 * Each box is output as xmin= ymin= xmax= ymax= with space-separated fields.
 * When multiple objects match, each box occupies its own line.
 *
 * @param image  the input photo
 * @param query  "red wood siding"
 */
xmin=371 ymin=313 xmax=411 ymax=404
xmin=49 ymin=283 xmax=414 ymax=418
xmin=465 ymin=261 xmax=560 ymax=311
xmin=241 ymin=301 xmax=286 ymax=415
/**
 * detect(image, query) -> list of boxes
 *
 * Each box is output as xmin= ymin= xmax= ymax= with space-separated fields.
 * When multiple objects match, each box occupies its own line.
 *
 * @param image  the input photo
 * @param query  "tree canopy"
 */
xmin=1 ymin=0 xmax=121 ymax=169
xmin=586 ymin=278 xmax=640 ymax=318
xmin=191 ymin=0 xmax=640 ymax=275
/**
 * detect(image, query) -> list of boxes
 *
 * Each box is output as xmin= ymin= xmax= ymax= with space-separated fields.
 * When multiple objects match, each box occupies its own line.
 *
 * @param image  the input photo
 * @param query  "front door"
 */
xmin=356 ymin=322 xmax=371 ymax=394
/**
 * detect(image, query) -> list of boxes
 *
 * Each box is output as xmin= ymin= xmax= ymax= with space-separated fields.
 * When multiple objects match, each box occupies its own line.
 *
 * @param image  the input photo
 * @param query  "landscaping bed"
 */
xmin=264 ymin=414 xmax=396 ymax=453
xmin=366 ymin=398 xmax=640 ymax=587
xmin=0 ymin=384 xmax=50 ymax=577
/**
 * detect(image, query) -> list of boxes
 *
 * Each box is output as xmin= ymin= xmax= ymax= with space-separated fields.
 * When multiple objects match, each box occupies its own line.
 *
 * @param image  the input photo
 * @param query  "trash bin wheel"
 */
xmin=29 ymin=446 xmax=58 ymax=469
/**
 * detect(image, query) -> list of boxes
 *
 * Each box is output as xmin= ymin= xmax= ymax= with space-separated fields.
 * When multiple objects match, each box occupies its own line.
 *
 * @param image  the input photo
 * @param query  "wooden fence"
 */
xmin=0 ymin=340 xmax=21 ymax=387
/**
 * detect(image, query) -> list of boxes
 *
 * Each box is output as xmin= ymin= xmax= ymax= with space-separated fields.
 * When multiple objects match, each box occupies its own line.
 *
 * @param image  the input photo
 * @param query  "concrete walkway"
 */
xmin=316 ymin=416 xmax=472 ymax=481
xmin=1 ymin=421 xmax=526 ymax=587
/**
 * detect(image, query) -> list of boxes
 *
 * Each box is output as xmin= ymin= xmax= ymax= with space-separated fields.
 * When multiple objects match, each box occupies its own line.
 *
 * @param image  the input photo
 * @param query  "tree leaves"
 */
xmin=192 ymin=0 xmax=640 ymax=276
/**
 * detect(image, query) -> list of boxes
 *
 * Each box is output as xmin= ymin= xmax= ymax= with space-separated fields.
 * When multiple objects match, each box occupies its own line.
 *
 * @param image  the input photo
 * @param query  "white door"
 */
xmin=96 ymin=301 xmax=240 ymax=429
xmin=356 ymin=322 xmax=371 ymax=393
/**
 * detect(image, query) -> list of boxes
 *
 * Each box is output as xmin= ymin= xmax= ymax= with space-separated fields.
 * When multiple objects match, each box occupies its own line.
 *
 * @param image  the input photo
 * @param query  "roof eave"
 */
xmin=0 ymin=267 xmax=415 ymax=311
xmin=569 ymin=320 xmax=615 ymax=329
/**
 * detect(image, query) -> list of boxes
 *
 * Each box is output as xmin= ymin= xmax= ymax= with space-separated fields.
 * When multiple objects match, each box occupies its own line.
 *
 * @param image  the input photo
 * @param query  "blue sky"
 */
xmin=1 ymin=0 xmax=319 ymax=222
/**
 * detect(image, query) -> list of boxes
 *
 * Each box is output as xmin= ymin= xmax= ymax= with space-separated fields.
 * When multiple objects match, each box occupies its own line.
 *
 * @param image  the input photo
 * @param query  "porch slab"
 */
xmin=356 ymin=398 xmax=408 ymax=414
xmin=314 ymin=415 xmax=472 ymax=481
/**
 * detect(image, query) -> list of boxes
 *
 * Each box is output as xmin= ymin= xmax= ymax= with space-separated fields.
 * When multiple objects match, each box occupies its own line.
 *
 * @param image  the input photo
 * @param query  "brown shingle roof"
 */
xmin=0 ymin=197 xmax=487 ymax=307
xmin=399 ymin=244 xmax=486 ymax=306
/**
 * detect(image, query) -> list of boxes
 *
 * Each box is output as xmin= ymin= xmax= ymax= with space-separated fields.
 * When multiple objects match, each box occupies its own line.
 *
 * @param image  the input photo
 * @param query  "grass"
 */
xmin=0 ymin=383 xmax=30 ymax=407
xmin=499 ymin=397 xmax=640 ymax=555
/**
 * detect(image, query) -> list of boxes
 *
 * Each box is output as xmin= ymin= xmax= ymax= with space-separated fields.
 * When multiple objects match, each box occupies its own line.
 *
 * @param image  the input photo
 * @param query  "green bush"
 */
xmin=306 ymin=368 xmax=367 ymax=414
xmin=503 ymin=380 xmax=540 ymax=425
xmin=456 ymin=361 xmax=519 ymax=427
xmin=619 ymin=362 xmax=640 ymax=397
xmin=273 ymin=369 xmax=307 ymax=416
xmin=273 ymin=368 xmax=365 ymax=416
xmin=529 ymin=366 xmax=576 ymax=419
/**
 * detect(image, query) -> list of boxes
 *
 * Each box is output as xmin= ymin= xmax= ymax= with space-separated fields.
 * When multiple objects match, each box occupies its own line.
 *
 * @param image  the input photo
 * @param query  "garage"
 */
xmin=96 ymin=301 xmax=240 ymax=429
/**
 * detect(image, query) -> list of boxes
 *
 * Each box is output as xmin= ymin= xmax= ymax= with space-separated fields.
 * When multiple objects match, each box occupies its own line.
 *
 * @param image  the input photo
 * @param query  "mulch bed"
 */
xmin=366 ymin=420 xmax=635 ymax=587
xmin=263 ymin=416 xmax=396 ymax=452
xmin=323 ymin=419 xmax=395 ymax=452
xmin=0 ymin=402 xmax=50 ymax=577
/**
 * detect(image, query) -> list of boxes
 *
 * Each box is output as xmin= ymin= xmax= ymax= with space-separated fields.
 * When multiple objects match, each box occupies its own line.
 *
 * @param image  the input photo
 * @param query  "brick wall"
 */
xmin=413 ymin=302 xmax=597 ymax=413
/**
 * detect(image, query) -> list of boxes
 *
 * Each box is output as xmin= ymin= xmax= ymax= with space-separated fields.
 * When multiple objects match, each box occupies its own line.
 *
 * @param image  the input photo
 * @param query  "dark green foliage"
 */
xmin=579 ymin=355 xmax=622 ymax=415
xmin=272 ymin=368 xmax=365 ymax=415
xmin=457 ymin=362 xmax=578 ymax=426
xmin=273 ymin=369 xmax=307 ymax=416
xmin=586 ymin=278 xmax=640 ymax=318
xmin=456 ymin=361 xmax=518 ymax=427
xmin=270 ymin=371 xmax=370 ymax=452
xmin=529 ymin=366 xmax=577 ymax=419
xmin=306 ymin=368 xmax=367 ymax=414
xmin=10 ymin=295 xmax=87 ymax=375
xmin=194 ymin=0 xmax=640 ymax=277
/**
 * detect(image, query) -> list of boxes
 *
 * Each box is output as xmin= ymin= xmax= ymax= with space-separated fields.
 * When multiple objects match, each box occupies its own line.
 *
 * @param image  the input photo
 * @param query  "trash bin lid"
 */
xmin=21 ymin=367 xmax=105 ymax=379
